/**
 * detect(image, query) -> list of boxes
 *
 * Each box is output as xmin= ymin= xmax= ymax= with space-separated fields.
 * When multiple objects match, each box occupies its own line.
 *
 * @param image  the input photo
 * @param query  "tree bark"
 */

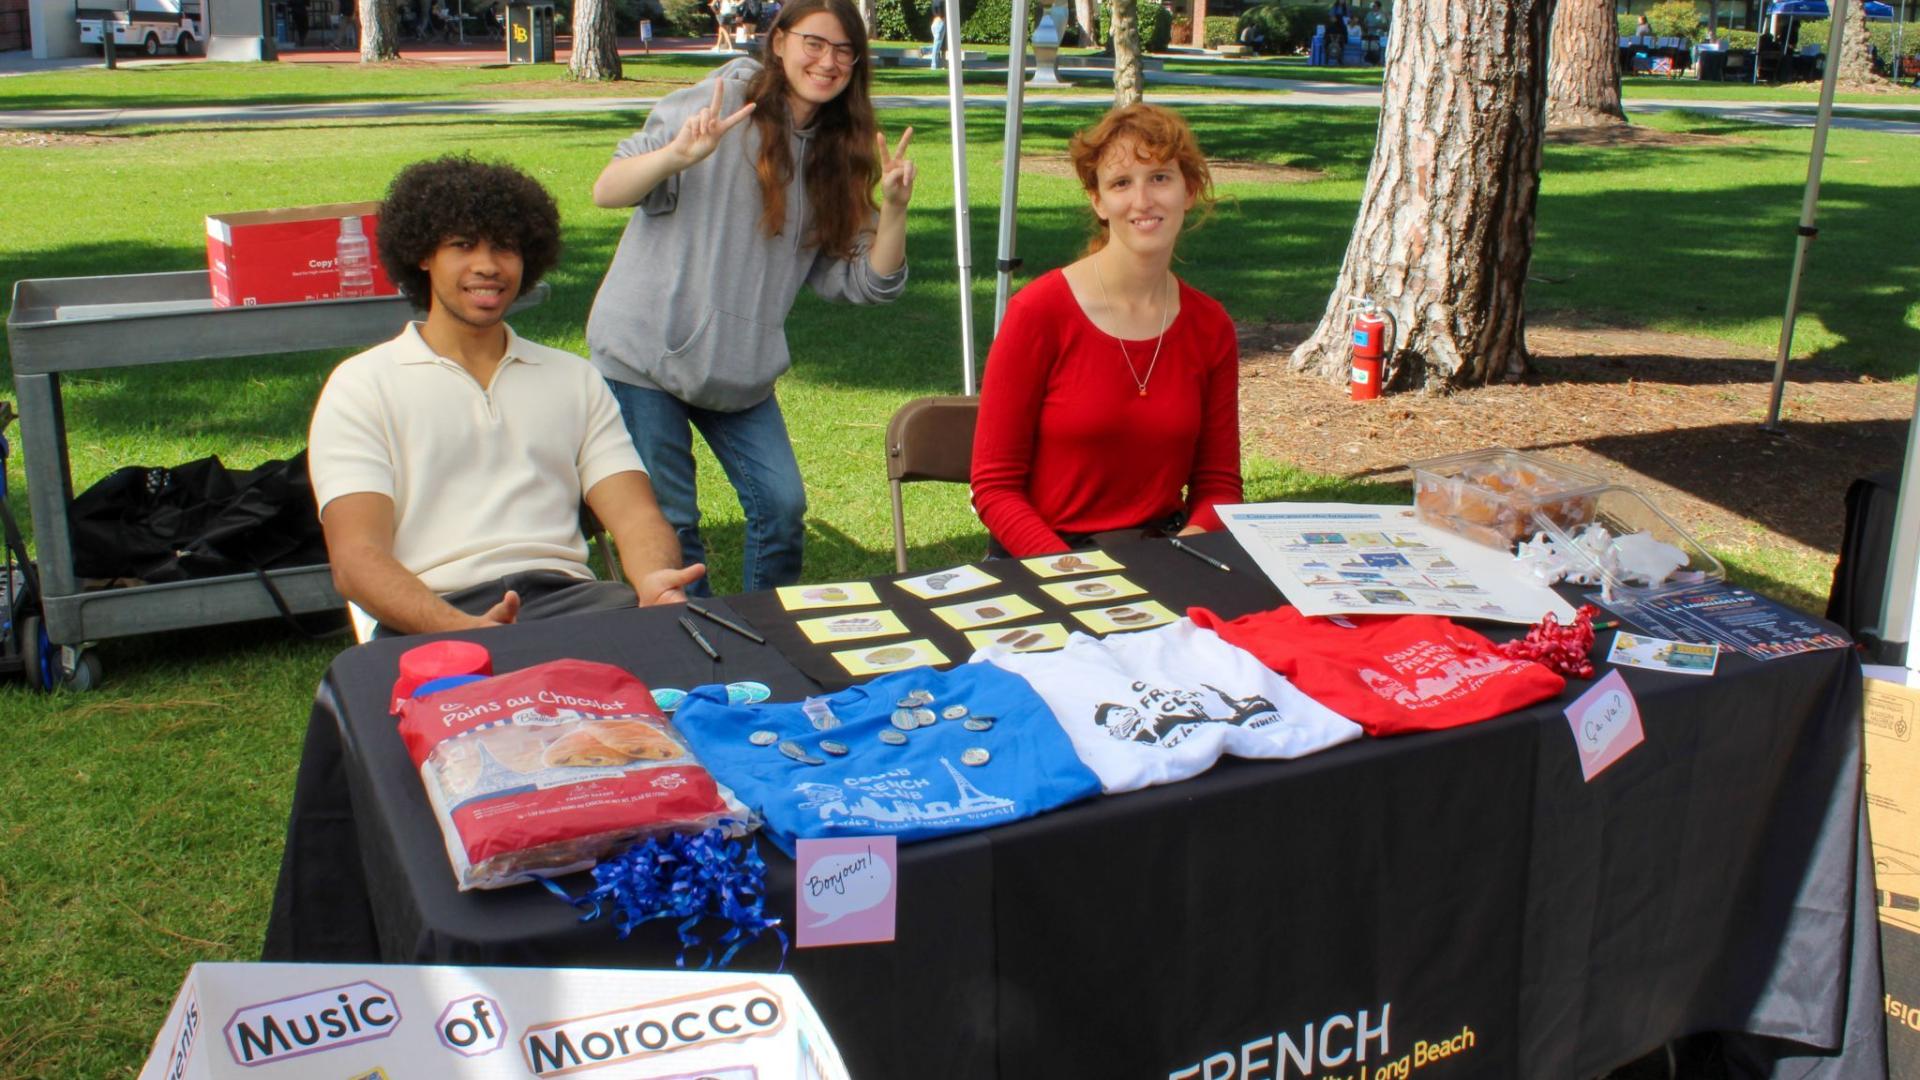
xmin=570 ymin=0 xmax=623 ymax=80
xmin=1545 ymin=0 xmax=1625 ymax=127
xmin=1074 ymin=0 xmax=1094 ymax=45
xmin=359 ymin=0 xmax=399 ymax=60
xmin=1834 ymin=0 xmax=1880 ymax=87
xmin=1290 ymin=0 xmax=1556 ymax=390
xmin=1110 ymin=0 xmax=1143 ymax=105
xmin=861 ymin=0 xmax=877 ymax=36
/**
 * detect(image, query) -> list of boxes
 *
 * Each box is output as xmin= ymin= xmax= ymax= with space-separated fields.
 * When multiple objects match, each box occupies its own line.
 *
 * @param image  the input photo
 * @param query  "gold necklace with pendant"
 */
xmin=1091 ymin=258 xmax=1173 ymax=397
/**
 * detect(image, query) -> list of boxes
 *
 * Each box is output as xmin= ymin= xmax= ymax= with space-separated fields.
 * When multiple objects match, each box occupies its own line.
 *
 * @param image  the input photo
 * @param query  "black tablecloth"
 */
xmin=264 ymin=532 xmax=1886 ymax=1078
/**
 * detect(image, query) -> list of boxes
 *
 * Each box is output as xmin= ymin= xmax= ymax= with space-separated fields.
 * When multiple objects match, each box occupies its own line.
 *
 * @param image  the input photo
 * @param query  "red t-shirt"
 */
xmin=970 ymin=269 xmax=1243 ymax=556
xmin=1189 ymin=606 xmax=1567 ymax=736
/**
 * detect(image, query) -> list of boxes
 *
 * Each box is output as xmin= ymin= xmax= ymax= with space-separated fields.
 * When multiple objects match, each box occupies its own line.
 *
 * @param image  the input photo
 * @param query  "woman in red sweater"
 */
xmin=970 ymin=104 xmax=1242 ymax=557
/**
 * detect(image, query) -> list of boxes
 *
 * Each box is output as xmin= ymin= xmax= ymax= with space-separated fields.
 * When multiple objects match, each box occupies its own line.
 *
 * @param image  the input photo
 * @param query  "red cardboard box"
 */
xmin=205 ymin=201 xmax=400 ymax=308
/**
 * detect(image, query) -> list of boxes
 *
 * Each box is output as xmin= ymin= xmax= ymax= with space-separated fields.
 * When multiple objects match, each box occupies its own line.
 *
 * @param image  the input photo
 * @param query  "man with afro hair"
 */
xmin=309 ymin=156 xmax=703 ymax=636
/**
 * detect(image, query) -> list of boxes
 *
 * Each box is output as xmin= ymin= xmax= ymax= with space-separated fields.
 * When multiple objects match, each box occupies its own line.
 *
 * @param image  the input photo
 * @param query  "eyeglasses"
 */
xmin=791 ymin=31 xmax=859 ymax=65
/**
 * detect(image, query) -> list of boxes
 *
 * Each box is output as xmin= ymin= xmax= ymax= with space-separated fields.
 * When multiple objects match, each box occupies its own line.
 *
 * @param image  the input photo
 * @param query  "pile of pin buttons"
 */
xmin=747 ymin=687 xmax=995 ymax=768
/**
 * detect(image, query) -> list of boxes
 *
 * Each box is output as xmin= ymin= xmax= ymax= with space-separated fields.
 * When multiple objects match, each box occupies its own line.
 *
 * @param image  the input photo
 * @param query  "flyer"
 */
xmin=1215 ymin=503 xmax=1576 ymax=625
xmin=1038 ymin=574 xmax=1147 ymax=607
xmin=1594 ymin=582 xmax=1851 ymax=662
xmin=1606 ymin=631 xmax=1719 ymax=676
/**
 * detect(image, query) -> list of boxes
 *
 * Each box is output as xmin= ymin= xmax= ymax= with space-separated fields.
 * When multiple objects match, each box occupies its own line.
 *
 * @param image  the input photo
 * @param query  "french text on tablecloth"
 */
xmin=519 ymin=983 xmax=784 ymax=1076
xmin=1167 ymin=1003 xmax=1395 ymax=1079
xmin=1888 ymin=993 xmax=1920 ymax=1032
xmin=222 ymin=981 xmax=400 ymax=1066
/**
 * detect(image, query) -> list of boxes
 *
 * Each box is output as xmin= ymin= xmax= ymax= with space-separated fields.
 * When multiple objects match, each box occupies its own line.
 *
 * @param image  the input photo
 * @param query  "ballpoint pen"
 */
xmin=686 ymin=600 xmax=767 ymax=644
xmin=1168 ymin=536 xmax=1232 ymax=573
xmin=678 ymin=615 xmax=721 ymax=661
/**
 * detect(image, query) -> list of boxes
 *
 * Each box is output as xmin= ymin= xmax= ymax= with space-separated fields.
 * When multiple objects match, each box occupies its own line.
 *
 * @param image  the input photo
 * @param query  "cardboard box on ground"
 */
xmin=1865 ymin=668 xmax=1920 ymax=1078
xmin=136 ymin=962 xmax=849 ymax=1079
xmin=205 ymin=202 xmax=400 ymax=308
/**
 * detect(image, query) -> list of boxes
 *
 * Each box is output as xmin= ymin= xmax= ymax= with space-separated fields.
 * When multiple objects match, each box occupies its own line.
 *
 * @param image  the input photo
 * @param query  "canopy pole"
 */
xmin=992 ymin=0 xmax=1034 ymax=339
xmin=943 ymin=9 xmax=977 ymax=394
xmin=1873 ymin=378 xmax=1920 ymax=669
xmin=1761 ymin=0 xmax=1848 ymax=431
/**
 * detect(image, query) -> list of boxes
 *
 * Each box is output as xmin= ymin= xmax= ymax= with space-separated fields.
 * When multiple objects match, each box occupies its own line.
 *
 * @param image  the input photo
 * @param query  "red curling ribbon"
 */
xmin=1496 ymin=604 xmax=1599 ymax=680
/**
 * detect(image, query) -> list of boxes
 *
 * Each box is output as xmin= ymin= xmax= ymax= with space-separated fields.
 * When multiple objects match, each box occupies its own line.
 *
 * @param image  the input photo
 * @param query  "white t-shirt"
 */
xmin=308 ymin=323 xmax=645 ymax=595
xmin=975 ymin=620 xmax=1363 ymax=793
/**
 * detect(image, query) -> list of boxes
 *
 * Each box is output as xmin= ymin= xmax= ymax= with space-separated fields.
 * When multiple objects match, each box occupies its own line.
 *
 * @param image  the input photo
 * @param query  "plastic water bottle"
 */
xmin=336 ymin=217 xmax=374 ymax=299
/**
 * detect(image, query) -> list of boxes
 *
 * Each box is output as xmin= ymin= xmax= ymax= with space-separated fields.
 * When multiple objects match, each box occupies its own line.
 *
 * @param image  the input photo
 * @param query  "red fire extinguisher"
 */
xmin=1348 ymin=296 xmax=1393 ymax=401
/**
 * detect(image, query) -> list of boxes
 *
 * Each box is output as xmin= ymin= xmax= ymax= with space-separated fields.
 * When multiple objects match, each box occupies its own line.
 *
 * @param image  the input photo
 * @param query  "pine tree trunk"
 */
xmin=360 ymin=0 xmax=399 ymax=60
xmin=1545 ymin=0 xmax=1625 ymax=127
xmin=570 ymin=0 xmax=623 ymax=80
xmin=1835 ymin=0 xmax=1879 ymax=86
xmin=1110 ymin=0 xmax=1143 ymax=105
xmin=861 ymin=0 xmax=876 ymax=35
xmin=1074 ymin=0 xmax=1094 ymax=44
xmin=1290 ymin=0 xmax=1556 ymax=390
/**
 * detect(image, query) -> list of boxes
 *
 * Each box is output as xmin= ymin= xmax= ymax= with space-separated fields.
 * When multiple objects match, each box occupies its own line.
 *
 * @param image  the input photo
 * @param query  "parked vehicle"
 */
xmin=77 ymin=0 xmax=202 ymax=56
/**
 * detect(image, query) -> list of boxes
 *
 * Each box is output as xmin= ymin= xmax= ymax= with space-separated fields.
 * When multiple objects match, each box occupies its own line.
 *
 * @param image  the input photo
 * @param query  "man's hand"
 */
xmin=635 ymin=563 xmax=707 ymax=606
xmin=666 ymin=80 xmax=756 ymax=169
xmin=464 ymin=589 xmax=521 ymax=629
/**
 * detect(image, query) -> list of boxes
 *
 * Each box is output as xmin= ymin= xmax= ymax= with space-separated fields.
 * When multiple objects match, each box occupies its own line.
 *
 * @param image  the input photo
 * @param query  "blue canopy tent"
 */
xmin=1763 ymin=0 xmax=1893 ymax=18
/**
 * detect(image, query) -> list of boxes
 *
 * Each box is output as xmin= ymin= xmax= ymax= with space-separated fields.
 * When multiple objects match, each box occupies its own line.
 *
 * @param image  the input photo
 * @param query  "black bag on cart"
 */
xmin=68 ymin=452 xmax=327 ymax=584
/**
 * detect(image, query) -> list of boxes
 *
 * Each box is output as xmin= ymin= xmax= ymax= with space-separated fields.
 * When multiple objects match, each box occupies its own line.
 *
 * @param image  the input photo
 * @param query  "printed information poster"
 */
xmin=1216 ymin=503 xmax=1576 ymax=625
xmin=1593 ymin=581 xmax=1852 ymax=661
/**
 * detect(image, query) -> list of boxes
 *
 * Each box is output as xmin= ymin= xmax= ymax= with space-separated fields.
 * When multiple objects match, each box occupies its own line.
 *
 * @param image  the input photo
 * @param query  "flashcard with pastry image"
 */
xmin=894 ymin=563 xmax=1000 ymax=600
xmin=775 ymin=580 xmax=882 ymax=611
xmin=833 ymin=638 xmax=952 ymax=677
xmin=963 ymin=622 xmax=1070 ymax=654
xmin=1039 ymin=573 xmax=1147 ymax=607
xmin=930 ymin=592 xmax=1043 ymax=630
xmin=1072 ymin=600 xmax=1178 ymax=634
xmin=796 ymin=609 xmax=912 ymax=644
xmin=1020 ymin=550 xmax=1125 ymax=578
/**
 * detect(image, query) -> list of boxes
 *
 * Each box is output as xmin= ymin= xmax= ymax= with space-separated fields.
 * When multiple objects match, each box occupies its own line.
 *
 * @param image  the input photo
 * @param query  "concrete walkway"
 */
xmin=3 ymin=53 xmax=1917 ymax=134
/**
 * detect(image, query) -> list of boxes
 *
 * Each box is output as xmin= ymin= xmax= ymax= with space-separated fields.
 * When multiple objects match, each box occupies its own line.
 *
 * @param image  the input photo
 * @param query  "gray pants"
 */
xmin=372 ymin=570 xmax=638 ymax=639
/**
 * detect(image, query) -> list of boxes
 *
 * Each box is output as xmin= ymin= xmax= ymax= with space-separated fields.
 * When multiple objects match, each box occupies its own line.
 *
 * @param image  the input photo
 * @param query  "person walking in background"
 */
xmin=639 ymin=14 xmax=652 ymax=52
xmin=929 ymin=0 xmax=947 ymax=68
xmin=712 ymin=0 xmax=735 ymax=51
xmin=288 ymin=0 xmax=309 ymax=45
xmin=1635 ymin=13 xmax=1653 ymax=39
xmin=587 ymin=0 xmax=916 ymax=593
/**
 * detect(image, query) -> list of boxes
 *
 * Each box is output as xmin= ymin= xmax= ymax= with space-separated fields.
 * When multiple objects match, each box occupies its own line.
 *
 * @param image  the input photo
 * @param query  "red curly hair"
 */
xmin=1068 ymin=103 xmax=1216 ymax=254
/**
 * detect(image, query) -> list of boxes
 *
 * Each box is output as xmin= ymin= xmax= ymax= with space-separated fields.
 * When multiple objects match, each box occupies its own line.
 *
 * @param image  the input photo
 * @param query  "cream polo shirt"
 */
xmin=308 ymin=323 xmax=647 ymax=595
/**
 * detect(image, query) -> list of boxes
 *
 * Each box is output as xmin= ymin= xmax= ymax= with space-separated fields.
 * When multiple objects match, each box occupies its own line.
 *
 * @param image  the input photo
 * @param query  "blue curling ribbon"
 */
xmin=536 ymin=824 xmax=788 ymax=971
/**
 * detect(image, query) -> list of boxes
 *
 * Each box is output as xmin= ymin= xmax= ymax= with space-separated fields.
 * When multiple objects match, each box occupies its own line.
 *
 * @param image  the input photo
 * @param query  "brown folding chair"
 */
xmin=886 ymin=395 xmax=980 ymax=573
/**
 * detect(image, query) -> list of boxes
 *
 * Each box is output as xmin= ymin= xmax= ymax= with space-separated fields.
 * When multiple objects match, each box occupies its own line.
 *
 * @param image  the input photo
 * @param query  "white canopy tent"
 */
xmin=935 ymin=3 xmax=1920 ymax=671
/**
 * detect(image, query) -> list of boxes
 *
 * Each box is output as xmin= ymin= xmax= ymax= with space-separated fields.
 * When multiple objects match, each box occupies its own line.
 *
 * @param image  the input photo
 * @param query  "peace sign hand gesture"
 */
xmin=668 ymin=79 xmax=757 ymax=169
xmin=877 ymin=127 xmax=916 ymax=211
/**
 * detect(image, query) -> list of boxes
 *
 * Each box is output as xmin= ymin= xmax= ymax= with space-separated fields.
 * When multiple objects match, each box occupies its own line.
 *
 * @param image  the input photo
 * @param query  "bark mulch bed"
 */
xmin=1236 ymin=313 xmax=1913 ymax=605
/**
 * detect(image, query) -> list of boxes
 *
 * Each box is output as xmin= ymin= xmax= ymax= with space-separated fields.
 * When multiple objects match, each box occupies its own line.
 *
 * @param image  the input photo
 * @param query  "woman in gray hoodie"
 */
xmin=587 ymin=0 xmax=915 ymax=593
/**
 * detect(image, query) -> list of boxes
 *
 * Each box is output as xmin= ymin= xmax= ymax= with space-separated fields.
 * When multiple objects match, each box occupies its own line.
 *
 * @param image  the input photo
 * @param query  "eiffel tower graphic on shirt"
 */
xmin=797 ymin=757 xmax=1015 ymax=824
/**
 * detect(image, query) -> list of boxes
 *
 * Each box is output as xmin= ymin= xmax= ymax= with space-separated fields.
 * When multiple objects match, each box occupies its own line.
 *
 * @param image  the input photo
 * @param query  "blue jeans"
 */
xmin=931 ymin=18 xmax=946 ymax=67
xmin=606 ymin=381 xmax=807 ymax=595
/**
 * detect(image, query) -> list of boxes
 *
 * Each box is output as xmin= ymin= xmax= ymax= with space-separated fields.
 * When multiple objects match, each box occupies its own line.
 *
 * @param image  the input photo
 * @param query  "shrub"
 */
xmin=1797 ymin=18 xmax=1913 ymax=62
xmin=1723 ymin=27 xmax=1759 ymax=48
xmin=963 ymin=0 xmax=1042 ymax=44
xmin=658 ymin=0 xmax=707 ymax=34
xmin=1617 ymin=13 xmax=1638 ymax=37
xmin=1203 ymin=14 xmax=1237 ymax=47
xmin=1241 ymin=1 xmax=1320 ymax=53
xmin=1646 ymin=0 xmax=1696 ymax=39
xmin=874 ymin=0 xmax=922 ymax=40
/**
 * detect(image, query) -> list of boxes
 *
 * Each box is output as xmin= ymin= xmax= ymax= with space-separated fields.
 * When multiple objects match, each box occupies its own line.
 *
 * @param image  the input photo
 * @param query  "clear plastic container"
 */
xmin=1526 ymin=485 xmax=1725 ymax=599
xmin=1410 ymin=448 xmax=1606 ymax=550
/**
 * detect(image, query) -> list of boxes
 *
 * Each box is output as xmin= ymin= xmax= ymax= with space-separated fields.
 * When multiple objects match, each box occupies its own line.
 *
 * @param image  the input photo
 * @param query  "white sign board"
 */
xmin=138 ymin=962 xmax=849 ymax=1080
xmin=1217 ymin=502 xmax=1577 ymax=625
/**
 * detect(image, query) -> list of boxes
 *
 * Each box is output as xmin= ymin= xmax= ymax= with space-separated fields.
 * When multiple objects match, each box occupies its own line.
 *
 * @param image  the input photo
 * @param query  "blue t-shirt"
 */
xmin=673 ymin=663 xmax=1101 ymax=855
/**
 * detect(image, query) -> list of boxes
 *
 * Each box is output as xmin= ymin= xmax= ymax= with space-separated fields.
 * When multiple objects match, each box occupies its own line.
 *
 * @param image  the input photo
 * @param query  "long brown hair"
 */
xmin=745 ymin=0 xmax=880 ymax=260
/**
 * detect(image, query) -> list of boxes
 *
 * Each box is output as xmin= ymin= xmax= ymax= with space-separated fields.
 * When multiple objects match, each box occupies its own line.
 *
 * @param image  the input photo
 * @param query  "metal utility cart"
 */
xmin=5 ymin=270 xmax=547 ymax=686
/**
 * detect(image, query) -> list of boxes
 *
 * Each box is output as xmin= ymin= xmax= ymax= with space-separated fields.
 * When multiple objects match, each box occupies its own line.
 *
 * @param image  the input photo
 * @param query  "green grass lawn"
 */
xmin=1 ymin=100 xmax=1915 ymax=1077
xmin=1621 ymin=72 xmax=1920 ymax=102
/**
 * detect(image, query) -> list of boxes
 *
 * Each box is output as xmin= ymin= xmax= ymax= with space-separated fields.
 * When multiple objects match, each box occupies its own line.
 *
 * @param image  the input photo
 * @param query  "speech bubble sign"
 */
xmin=795 ymin=837 xmax=897 ymax=948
